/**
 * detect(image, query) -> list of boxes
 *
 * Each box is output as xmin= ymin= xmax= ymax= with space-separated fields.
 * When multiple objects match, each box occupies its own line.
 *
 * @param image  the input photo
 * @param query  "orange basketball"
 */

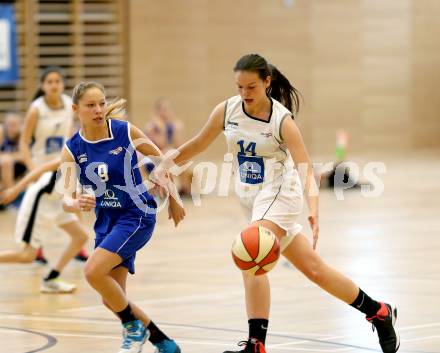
xmin=231 ymin=226 xmax=280 ymax=275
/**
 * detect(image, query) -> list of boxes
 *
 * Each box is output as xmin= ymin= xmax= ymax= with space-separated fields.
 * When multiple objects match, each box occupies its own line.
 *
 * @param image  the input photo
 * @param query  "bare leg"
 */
xmin=0 ymin=244 xmax=38 ymax=263
xmin=283 ymin=233 xmax=359 ymax=303
xmin=241 ymin=272 xmax=271 ymax=319
xmin=240 ymin=220 xmax=287 ymax=319
xmin=102 ymin=266 xmax=152 ymax=326
xmin=0 ymin=155 xmax=15 ymax=189
xmin=53 ymin=221 xmax=88 ymax=272
xmin=84 ymin=248 xmax=133 ymax=312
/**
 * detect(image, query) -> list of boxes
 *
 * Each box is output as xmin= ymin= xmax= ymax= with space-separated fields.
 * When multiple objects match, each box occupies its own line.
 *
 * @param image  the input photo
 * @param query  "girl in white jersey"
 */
xmin=0 ymin=67 xmax=89 ymax=293
xmin=165 ymin=54 xmax=399 ymax=353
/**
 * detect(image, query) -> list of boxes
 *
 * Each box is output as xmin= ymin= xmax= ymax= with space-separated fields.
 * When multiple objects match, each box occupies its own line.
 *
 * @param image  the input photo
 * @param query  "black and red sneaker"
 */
xmin=35 ymin=248 xmax=48 ymax=265
xmin=367 ymin=302 xmax=400 ymax=353
xmin=74 ymin=248 xmax=89 ymax=262
xmin=223 ymin=338 xmax=266 ymax=353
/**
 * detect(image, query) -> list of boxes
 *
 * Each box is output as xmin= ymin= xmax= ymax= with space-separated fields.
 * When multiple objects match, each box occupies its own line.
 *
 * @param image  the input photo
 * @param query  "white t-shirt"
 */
xmin=30 ymin=94 xmax=73 ymax=164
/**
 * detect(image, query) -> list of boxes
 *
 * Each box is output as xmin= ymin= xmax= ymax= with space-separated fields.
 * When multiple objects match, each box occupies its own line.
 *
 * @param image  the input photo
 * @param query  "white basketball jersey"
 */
xmin=223 ymin=95 xmax=300 ymax=192
xmin=30 ymin=94 xmax=73 ymax=164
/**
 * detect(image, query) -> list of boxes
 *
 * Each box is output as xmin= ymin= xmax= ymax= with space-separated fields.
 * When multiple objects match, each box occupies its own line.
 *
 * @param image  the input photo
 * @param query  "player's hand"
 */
xmin=308 ymin=213 xmax=320 ymax=250
xmin=150 ymin=165 xmax=170 ymax=189
xmin=77 ymin=194 xmax=96 ymax=212
xmin=0 ymin=186 xmax=20 ymax=205
xmin=168 ymin=197 xmax=185 ymax=227
xmin=149 ymin=182 xmax=167 ymax=199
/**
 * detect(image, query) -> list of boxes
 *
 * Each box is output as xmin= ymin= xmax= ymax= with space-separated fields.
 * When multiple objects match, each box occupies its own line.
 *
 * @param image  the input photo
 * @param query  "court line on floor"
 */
xmin=0 ymin=313 xmax=373 ymax=352
xmin=266 ymin=339 xmax=352 ymax=351
xmin=0 ymin=312 xmax=356 ymax=339
xmin=57 ymin=290 xmax=244 ymax=313
xmin=267 ymin=339 xmax=348 ymax=347
xmin=0 ymin=326 xmax=57 ymax=353
xmin=399 ymin=322 xmax=440 ymax=331
xmin=40 ymin=332 xmax=356 ymax=352
xmin=1 ymin=313 xmax=439 ymax=353
xmin=402 ymin=335 xmax=440 ymax=343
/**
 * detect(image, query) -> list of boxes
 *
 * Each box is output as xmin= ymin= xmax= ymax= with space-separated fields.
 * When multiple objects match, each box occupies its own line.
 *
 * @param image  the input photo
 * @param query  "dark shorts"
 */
xmin=95 ymin=214 xmax=156 ymax=274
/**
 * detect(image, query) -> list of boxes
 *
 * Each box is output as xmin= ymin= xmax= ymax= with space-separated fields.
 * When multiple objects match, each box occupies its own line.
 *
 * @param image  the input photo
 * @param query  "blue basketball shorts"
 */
xmin=95 ymin=213 xmax=156 ymax=274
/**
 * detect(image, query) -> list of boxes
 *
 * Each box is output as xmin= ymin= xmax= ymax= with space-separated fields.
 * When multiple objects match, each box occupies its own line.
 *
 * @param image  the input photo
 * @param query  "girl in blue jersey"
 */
xmin=59 ymin=82 xmax=184 ymax=353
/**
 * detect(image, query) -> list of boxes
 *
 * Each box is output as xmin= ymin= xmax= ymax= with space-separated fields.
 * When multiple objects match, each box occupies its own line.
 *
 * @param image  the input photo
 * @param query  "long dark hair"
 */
xmin=32 ymin=66 xmax=65 ymax=101
xmin=233 ymin=54 xmax=300 ymax=116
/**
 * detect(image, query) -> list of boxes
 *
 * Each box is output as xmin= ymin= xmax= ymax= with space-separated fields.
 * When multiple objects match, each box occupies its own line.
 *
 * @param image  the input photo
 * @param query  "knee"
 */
xmin=18 ymin=251 xmax=36 ymax=263
xmin=84 ymin=263 xmax=101 ymax=285
xmin=16 ymin=246 xmax=37 ymax=263
xmin=242 ymin=271 xmax=258 ymax=282
xmin=71 ymin=228 xmax=88 ymax=245
xmin=77 ymin=232 xmax=88 ymax=245
xmin=242 ymin=271 xmax=268 ymax=286
xmin=301 ymin=259 xmax=327 ymax=284
xmin=1 ymin=154 xmax=13 ymax=167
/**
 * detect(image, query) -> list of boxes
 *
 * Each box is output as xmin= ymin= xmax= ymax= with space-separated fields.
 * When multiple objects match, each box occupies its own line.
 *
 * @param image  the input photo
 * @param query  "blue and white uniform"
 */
xmin=66 ymin=119 xmax=157 ymax=274
xmin=223 ymin=95 xmax=303 ymax=250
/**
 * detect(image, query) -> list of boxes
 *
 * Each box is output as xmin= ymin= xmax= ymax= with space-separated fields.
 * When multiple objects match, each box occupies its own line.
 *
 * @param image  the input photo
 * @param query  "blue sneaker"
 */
xmin=118 ymin=320 xmax=149 ymax=353
xmin=154 ymin=339 xmax=181 ymax=353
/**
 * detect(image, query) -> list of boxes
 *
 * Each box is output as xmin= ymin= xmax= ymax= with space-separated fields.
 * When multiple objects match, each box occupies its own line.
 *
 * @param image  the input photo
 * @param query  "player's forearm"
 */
xmin=20 ymin=147 xmax=34 ymax=169
xmin=8 ymin=151 xmax=23 ymax=160
xmin=62 ymin=196 xmax=79 ymax=213
xmin=304 ymin=168 xmax=319 ymax=217
xmin=14 ymin=158 xmax=60 ymax=193
xmin=174 ymin=136 xmax=206 ymax=166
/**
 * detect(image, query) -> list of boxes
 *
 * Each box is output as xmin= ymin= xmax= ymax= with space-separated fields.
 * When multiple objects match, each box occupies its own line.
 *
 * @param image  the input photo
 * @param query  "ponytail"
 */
xmin=267 ymin=64 xmax=300 ymax=116
xmin=32 ymin=88 xmax=45 ymax=101
xmin=106 ymin=98 xmax=127 ymax=120
xmin=234 ymin=54 xmax=301 ymax=116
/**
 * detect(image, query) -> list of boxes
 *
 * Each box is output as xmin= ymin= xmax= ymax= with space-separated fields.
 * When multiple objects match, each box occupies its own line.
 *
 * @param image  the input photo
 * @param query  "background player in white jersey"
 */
xmin=163 ymin=54 xmax=399 ymax=353
xmin=0 ymin=67 xmax=89 ymax=293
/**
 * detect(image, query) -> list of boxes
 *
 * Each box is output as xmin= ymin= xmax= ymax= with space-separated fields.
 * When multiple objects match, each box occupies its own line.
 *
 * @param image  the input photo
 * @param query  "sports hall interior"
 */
xmin=0 ymin=1 xmax=439 ymax=352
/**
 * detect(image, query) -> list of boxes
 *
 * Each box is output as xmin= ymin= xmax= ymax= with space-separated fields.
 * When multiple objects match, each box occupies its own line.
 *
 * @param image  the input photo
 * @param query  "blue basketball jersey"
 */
xmin=65 ymin=119 xmax=157 ymax=219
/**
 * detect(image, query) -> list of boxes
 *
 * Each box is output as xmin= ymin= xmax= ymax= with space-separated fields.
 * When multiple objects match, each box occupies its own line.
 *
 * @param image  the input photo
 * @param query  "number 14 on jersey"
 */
xmin=237 ymin=140 xmax=256 ymax=156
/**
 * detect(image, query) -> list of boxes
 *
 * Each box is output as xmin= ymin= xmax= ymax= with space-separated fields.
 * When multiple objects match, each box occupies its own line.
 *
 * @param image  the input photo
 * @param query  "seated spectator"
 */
xmin=145 ymin=98 xmax=192 ymax=196
xmin=0 ymin=112 xmax=26 ymax=190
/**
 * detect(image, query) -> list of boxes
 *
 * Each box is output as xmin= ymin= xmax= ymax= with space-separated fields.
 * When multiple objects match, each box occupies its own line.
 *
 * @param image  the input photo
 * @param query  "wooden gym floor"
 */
xmin=0 ymin=151 xmax=439 ymax=353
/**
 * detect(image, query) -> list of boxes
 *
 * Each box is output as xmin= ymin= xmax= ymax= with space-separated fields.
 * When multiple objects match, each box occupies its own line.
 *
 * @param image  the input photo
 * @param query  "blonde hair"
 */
xmin=106 ymin=98 xmax=127 ymax=120
xmin=72 ymin=81 xmax=127 ymax=120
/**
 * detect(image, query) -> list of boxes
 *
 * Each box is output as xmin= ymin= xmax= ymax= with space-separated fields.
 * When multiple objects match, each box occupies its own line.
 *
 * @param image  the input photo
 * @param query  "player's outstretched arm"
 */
xmin=281 ymin=117 xmax=320 ymax=249
xmin=129 ymin=123 xmax=163 ymax=159
xmin=173 ymin=101 xmax=226 ymax=166
xmin=19 ymin=107 xmax=38 ymax=171
xmin=0 ymin=156 xmax=60 ymax=205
